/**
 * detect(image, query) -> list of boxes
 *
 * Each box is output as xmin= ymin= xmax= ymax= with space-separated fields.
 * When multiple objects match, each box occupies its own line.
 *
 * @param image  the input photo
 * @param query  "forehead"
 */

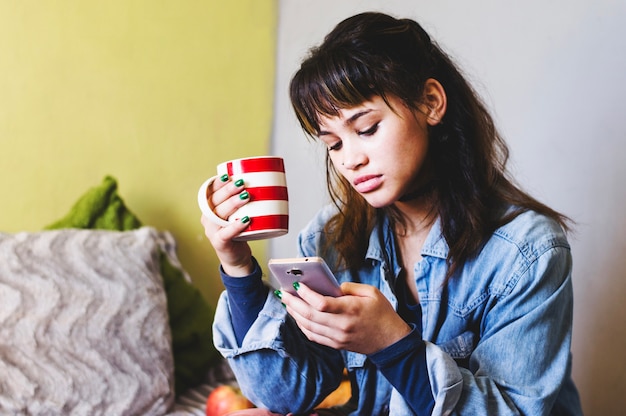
xmin=318 ymin=97 xmax=389 ymax=128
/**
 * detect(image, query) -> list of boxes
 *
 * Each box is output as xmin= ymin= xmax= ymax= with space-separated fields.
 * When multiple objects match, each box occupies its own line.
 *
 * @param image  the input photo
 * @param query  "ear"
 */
xmin=422 ymin=78 xmax=447 ymax=126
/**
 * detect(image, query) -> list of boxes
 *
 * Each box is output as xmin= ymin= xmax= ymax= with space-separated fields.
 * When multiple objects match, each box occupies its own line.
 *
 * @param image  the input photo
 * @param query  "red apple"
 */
xmin=205 ymin=384 xmax=255 ymax=416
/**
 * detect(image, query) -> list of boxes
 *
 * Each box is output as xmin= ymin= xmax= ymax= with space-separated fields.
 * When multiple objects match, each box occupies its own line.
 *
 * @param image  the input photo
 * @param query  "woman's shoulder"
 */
xmin=491 ymin=208 xmax=570 ymax=260
xmin=457 ymin=209 xmax=572 ymax=299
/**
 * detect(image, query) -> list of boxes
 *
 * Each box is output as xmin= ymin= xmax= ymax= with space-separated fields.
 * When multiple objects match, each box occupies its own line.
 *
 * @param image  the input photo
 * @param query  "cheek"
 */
xmin=327 ymin=153 xmax=343 ymax=172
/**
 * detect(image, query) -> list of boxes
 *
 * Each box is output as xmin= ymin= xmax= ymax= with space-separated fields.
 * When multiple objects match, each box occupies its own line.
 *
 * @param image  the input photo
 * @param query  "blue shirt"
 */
xmin=213 ymin=204 xmax=583 ymax=415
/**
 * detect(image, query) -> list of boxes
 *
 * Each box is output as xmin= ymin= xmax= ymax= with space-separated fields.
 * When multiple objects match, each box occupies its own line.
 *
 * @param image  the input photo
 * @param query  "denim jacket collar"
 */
xmin=364 ymin=214 xmax=449 ymax=264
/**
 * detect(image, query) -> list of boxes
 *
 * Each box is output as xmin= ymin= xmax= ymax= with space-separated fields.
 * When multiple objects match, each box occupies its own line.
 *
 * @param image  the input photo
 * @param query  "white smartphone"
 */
xmin=268 ymin=256 xmax=342 ymax=297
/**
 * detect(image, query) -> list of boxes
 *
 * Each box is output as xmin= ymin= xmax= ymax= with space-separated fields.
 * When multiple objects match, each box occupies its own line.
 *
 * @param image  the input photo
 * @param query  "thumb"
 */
xmin=339 ymin=281 xmax=378 ymax=297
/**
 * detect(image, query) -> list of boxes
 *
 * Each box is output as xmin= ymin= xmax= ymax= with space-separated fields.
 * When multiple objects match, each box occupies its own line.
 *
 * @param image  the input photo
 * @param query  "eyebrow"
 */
xmin=318 ymin=109 xmax=373 ymax=136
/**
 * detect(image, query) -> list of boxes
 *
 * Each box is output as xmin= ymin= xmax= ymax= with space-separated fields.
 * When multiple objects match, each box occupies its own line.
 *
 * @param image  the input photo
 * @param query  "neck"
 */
xmin=398 ymin=180 xmax=436 ymax=202
xmin=394 ymin=197 xmax=437 ymax=237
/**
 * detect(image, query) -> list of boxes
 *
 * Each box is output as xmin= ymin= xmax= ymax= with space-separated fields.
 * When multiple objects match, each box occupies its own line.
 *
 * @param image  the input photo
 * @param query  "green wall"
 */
xmin=0 ymin=1 xmax=277 ymax=306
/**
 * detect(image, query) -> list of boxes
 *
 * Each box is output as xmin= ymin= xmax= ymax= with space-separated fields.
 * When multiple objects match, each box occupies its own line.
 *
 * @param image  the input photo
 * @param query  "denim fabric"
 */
xmin=213 ymin=204 xmax=582 ymax=415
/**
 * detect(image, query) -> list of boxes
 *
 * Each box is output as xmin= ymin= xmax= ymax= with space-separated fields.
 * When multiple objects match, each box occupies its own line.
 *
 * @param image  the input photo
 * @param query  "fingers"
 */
xmin=280 ymin=290 xmax=342 ymax=347
xmin=205 ymin=215 xmax=249 ymax=242
xmin=199 ymin=175 xmax=254 ymax=275
xmin=209 ymin=177 xmax=250 ymax=222
xmin=278 ymin=282 xmax=411 ymax=353
xmin=290 ymin=282 xmax=338 ymax=311
xmin=218 ymin=219 xmax=251 ymax=244
xmin=279 ymin=283 xmax=350 ymax=347
xmin=200 ymin=175 xmax=252 ymax=244
xmin=338 ymin=281 xmax=378 ymax=297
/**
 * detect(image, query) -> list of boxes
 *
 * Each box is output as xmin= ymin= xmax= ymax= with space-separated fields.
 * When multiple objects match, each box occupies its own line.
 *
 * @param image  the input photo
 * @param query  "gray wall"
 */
xmin=269 ymin=1 xmax=626 ymax=414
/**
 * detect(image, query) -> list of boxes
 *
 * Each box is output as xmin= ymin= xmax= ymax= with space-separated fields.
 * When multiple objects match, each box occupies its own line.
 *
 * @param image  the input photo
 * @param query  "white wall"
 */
xmin=270 ymin=1 xmax=626 ymax=414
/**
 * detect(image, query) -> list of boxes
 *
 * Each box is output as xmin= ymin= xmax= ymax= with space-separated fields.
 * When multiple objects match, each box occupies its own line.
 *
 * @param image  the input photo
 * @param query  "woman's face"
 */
xmin=317 ymin=94 xmax=432 ymax=208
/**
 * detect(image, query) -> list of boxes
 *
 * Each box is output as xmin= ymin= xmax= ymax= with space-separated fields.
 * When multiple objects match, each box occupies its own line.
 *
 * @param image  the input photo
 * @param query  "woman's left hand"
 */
xmin=280 ymin=282 xmax=412 ymax=355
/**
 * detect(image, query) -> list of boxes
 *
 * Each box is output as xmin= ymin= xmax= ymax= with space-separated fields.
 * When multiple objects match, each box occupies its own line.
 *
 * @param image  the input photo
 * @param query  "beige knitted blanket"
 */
xmin=0 ymin=228 xmax=175 ymax=415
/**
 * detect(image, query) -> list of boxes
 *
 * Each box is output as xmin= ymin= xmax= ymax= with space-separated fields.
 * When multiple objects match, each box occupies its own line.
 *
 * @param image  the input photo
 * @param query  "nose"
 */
xmin=341 ymin=143 xmax=367 ymax=170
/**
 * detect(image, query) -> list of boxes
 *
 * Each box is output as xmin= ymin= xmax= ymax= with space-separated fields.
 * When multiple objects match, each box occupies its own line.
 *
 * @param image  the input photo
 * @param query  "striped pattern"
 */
xmin=204 ymin=158 xmax=290 ymax=241
xmin=224 ymin=156 xmax=285 ymax=176
xmin=230 ymin=171 xmax=287 ymax=188
xmin=0 ymin=228 xmax=175 ymax=415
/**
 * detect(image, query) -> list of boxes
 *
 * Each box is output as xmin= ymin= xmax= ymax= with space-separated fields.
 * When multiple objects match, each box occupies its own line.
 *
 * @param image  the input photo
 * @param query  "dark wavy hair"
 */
xmin=289 ymin=12 xmax=570 ymax=279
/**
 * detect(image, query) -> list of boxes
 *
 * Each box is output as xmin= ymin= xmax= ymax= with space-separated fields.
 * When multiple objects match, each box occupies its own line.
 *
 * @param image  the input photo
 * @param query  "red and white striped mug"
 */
xmin=198 ymin=156 xmax=289 ymax=241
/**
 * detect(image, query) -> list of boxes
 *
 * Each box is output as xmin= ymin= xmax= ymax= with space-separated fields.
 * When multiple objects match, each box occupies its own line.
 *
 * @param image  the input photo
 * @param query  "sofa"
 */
xmin=0 ymin=176 xmax=236 ymax=415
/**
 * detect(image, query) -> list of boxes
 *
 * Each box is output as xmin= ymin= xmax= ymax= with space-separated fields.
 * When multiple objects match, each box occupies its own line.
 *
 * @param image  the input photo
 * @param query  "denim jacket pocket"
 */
xmin=438 ymin=330 xmax=476 ymax=368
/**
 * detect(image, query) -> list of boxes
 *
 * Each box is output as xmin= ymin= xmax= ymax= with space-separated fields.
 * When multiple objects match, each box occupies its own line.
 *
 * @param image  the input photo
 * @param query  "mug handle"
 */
xmin=197 ymin=176 xmax=230 ymax=227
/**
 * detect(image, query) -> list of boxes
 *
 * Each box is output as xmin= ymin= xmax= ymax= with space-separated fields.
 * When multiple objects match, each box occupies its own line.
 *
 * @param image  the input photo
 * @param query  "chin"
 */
xmin=362 ymin=194 xmax=395 ymax=209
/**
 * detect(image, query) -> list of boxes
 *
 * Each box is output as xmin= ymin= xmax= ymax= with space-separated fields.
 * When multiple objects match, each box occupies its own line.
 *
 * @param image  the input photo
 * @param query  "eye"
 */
xmin=328 ymin=141 xmax=343 ymax=151
xmin=358 ymin=123 xmax=379 ymax=136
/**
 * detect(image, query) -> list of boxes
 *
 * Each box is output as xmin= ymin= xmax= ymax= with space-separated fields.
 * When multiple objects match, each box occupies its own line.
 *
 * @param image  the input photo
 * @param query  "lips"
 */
xmin=353 ymin=174 xmax=382 ymax=193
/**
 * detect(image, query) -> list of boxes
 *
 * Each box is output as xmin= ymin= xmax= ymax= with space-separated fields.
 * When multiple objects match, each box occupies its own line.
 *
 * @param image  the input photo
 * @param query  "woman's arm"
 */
xmin=213 ymin=288 xmax=345 ymax=414
xmin=203 ymin=187 xmax=345 ymax=413
xmin=219 ymin=257 xmax=268 ymax=346
xmin=427 ymin=246 xmax=576 ymax=415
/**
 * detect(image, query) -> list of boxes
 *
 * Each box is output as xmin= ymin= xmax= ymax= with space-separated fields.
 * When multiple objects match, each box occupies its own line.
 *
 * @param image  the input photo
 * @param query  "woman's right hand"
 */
xmin=200 ymin=175 xmax=255 ymax=277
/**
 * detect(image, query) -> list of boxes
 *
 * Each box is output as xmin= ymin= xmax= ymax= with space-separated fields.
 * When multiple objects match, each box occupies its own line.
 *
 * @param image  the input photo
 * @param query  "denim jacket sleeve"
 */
xmin=423 ymin=233 xmax=577 ymax=415
xmin=446 ymin=247 xmax=573 ymax=415
xmin=213 ymin=288 xmax=345 ymax=414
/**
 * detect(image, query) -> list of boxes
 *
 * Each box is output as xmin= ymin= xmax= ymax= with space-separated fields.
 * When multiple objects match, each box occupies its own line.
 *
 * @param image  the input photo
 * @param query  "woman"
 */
xmin=201 ymin=12 xmax=583 ymax=415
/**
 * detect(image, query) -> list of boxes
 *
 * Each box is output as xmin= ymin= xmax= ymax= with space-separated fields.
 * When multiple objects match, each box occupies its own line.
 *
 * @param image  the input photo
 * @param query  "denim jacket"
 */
xmin=213 ymin=204 xmax=583 ymax=415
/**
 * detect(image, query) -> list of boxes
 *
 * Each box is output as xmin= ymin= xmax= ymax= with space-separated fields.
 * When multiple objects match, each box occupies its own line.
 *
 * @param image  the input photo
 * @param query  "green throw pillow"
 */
xmin=45 ymin=175 xmax=218 ymax=395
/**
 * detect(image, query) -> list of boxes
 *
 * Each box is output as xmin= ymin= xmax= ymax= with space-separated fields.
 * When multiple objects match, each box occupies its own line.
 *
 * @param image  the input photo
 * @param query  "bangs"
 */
xmin=290 ymin=51 xmax=381 ymax=136
xmin=289 ymin=13 xmax=435 ymax=138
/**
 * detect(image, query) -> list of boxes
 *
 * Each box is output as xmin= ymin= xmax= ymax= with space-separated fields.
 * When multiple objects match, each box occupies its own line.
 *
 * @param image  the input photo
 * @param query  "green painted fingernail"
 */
xmin=292 ymin=281 xmax=300 ymax=291
xmin=273 ymin=290 xmax=282 ymax=299
xmin=220 ymin=174 xmax=229 ymax=182
xmin=234 ymin=179 xmax=244 ymax=187
xmin=241 ymin=216 xmax=250 ymax=224
xmin=239 ymin=191 xmax=249 ymax=200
